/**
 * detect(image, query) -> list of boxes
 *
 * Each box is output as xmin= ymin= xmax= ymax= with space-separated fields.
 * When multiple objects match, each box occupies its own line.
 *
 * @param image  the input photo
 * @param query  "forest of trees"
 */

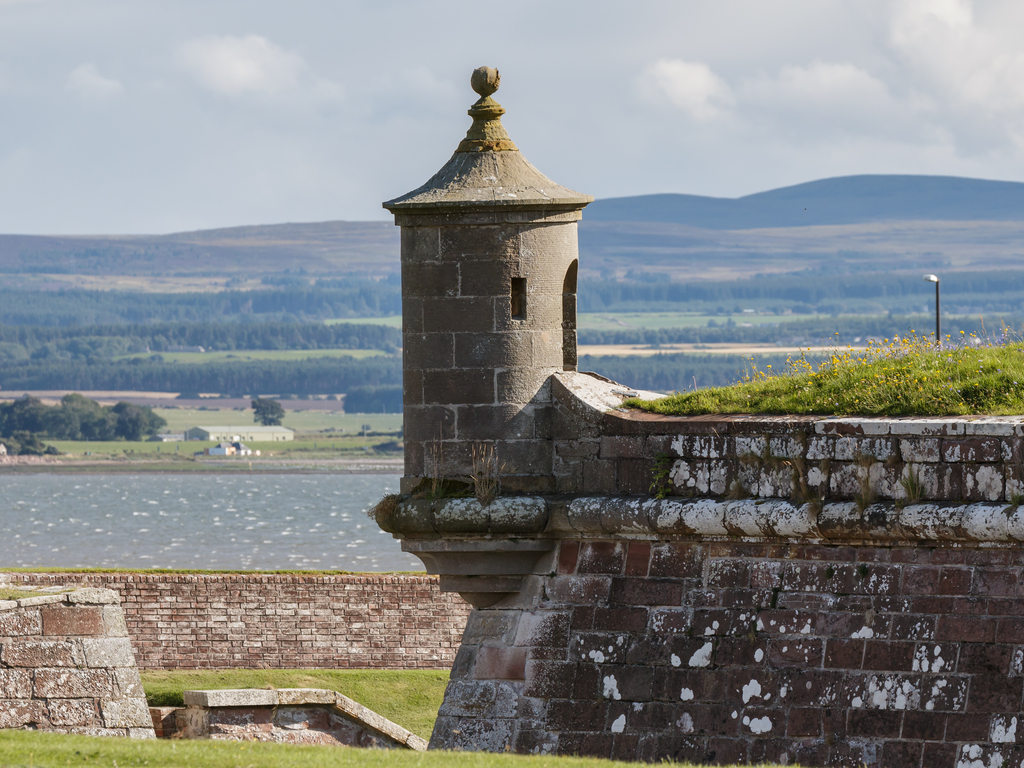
xmin=0 ymin=394 xmax=166 ymax=454
xmin=4 ymin=267 xmax=1024 ymax=327
xmin=0 ymin=321 xmax=401 ymax=362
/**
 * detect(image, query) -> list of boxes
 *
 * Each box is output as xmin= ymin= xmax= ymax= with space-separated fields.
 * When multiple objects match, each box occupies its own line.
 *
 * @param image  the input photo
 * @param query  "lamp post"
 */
xmin=923 ymin=274 xmax=940 ymax=345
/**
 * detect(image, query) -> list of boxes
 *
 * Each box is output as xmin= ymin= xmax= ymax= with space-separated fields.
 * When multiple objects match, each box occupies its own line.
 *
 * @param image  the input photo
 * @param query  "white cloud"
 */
xmin=67 ymin=64 xmax=123 ymax=100
xmin=639 ymin=58 xmax=734 ymax=120
xmin=176 ymin=34 xmax=305 ymax=96
xmin=740 ymin=61 xmax=904 ymax=139
xmin=890 ymin=0 xmax=1024 ymax=138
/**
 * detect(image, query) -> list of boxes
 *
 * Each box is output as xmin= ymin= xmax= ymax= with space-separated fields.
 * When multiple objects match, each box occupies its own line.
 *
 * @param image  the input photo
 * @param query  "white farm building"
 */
xmin=185 ymin=426 xmax=293 ymax=442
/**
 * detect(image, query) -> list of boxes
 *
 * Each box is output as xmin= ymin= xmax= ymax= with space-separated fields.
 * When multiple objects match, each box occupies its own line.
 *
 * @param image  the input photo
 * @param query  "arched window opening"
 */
xmin=562 ymin=260 xmax=578 ymax=371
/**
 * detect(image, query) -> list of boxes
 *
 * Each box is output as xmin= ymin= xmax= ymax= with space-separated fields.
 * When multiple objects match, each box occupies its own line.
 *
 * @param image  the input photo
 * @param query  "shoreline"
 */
xmin=0 ymin=456 xmax=403 ymax=474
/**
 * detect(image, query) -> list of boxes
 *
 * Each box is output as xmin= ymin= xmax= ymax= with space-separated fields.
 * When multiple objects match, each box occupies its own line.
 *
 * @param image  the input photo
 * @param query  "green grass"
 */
xmin=154 ymin=408 xmax=403 ymax=434
xmin=48 ymin=437 xmax=399 ymax=458
xmin=0 ymin=731 xmax=690 ymax=768
xmin=117 ymin=349 xmax=389 ymax=364
xmin=140 ymin=669 xmax=446 ymax=739
xmin=0 ymin=587 xmax=47 ymax=600
xmin=632 ymin=335 xmax=1024 ymax=416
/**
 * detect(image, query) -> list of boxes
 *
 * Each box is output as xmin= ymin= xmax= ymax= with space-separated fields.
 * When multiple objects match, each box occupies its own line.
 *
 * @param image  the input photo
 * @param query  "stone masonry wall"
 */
xmin=5 ymin=573 xmax=470 ymax=670
xmin=0 ymin=586 xmax=154 ymax=737
xmin=551 ymin=402 xmax=1024 ymax=504
xmin=436 ymin=537 xmax=1024 ymax=767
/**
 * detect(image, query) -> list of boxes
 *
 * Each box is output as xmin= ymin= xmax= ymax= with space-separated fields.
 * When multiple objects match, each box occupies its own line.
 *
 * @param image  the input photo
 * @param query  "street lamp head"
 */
xmin=923 ymin=274 xmax=939 ymax=283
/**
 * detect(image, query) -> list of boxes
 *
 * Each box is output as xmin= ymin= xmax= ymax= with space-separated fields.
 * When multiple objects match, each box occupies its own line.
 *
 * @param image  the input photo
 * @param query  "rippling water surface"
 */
xmin=0 ymin=473 xmax=422 ymax=571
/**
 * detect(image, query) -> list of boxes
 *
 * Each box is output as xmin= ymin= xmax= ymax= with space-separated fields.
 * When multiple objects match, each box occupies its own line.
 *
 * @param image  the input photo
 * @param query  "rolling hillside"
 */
xmin=585 ymin=175 xmax=1024 ymax=229
xmin=0 ymin=175 xmax=1019 ymax=286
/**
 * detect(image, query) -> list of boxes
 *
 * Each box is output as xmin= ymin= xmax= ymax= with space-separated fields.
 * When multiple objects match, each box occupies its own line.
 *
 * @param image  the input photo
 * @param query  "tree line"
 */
xmin=577 ymin=314 xmax=1017 ymax=347
xmin=0 ymin=394 xmax=166 ymax=454
xmin=0 ymin=321 xmax=401 ymax=362
xmin=0 ymin=282 xmax=401 ymax=326
xmin=0 ymin=356 xmax=402 ymax=396
xmin=5 ymin=267 xmax=1024 ymax=327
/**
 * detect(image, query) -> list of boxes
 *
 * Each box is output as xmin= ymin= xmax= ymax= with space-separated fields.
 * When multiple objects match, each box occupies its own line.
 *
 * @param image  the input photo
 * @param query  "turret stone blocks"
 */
xmin=377 ymin=68 xmax=1024 ymax=767
xmin=399 ymin=211 xmax=580 ymax=493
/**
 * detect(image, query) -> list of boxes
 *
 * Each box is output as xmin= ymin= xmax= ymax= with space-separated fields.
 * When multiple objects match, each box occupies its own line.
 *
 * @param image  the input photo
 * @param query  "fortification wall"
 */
xmin=398 ymin=396 xmax=1024 ymax=767
xmin=4 ymin=573 xmax=470 ymax=670
xmin=0 ymin=586 xmax=154 ymax=737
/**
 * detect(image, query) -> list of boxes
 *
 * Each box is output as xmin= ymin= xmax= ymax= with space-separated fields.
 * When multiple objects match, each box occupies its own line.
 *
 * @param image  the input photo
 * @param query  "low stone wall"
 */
xmin=4 ymin=573 xmax=470 ymax=670
xmin=551 ymin=387 xmax=1024 ymax=503
xmin=177 ymin=688 xmax=428 ymax=749
xmin=0 ymin=586 xmax=154 ymax=737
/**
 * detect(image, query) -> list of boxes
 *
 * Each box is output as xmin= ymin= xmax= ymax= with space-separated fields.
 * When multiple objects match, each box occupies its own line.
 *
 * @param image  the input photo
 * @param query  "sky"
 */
xmin=2 ymin=0 xmax=1024 ymax=234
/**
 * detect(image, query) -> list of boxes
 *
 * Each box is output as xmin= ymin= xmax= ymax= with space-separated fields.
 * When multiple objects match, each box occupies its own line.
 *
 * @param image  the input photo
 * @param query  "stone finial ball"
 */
xmin=471 ymin=67 xmax=500 ymax=97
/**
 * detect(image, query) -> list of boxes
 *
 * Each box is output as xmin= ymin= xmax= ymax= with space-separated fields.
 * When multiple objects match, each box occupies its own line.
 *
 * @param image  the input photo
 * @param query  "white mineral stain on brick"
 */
xmin=1013 ymin=649 xmax=1024 ymax=675
xmin=851 ymin=626 xmax=874 ymax=639
xmin=677 ymin=712 xmax=694 ymax=733
xmin=956 ymin=744 xmax=1005 ymax=768
xmin=688 ymin=642 xmax=713 ymax=668
xmin=754 ymin=649 xmax=764 ymax=663
xmin=603 ymin=675 xmax=621 ymax=701
xmin=680 ymin=688 xmax=694 ymax=701
xmin=743 ymin=715 xmax=772 ymax=734
xmin=588 ymin=650 xmax=606 ymax=663
xmin=610 ymin=714 xmax=626 ymax=733
xmin=990 ymin=716 xmax=1017 ymax=744
xmin=670 ymin=654 xmax=681 ymax=667
xmin=741 ymin=679 xmax=762 ymax=704
xmin=852 ymin=696 xmax=863 ymax=708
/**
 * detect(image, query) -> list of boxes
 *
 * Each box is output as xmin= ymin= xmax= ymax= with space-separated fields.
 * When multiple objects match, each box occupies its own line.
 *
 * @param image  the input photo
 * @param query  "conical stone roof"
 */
xmin=383 ymin=67 xmax=592 ymax=212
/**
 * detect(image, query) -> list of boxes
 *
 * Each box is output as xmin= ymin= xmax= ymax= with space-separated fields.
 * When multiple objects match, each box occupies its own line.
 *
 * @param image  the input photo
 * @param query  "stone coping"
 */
xmin=562 ymin=497 xmax=1024 ymax=543
xmin=0 ymin=585 xmax=118 ymax=612
xmin=183 ymin=688 xmax=427 ymax=750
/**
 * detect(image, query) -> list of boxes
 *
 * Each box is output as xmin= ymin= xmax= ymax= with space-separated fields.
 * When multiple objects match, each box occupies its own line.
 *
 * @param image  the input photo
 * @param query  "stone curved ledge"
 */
xmin=565 ymin=496 xmax=1024 ymax=543
xmin=381 ymin=496 xmax=548 ymax=536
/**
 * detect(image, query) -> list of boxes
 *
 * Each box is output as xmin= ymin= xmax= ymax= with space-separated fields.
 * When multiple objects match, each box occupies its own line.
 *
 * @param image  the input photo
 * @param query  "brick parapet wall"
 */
xmin=434 ymin=538 xmax=1024 ymax=767
xmin=551 ymin=407 xmax=1024 ymax=503
xmin=4 ymin=573 xmax=471 ymax=670
xmin=0 ymin=586 xmax=154 ymax=737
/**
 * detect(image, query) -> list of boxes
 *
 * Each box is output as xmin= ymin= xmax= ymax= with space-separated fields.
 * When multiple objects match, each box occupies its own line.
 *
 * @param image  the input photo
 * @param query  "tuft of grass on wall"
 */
xmin=631 ymin=332 xmax=1024 ymax=417
xmin=140 ymin=669 xmax=448 ymax=740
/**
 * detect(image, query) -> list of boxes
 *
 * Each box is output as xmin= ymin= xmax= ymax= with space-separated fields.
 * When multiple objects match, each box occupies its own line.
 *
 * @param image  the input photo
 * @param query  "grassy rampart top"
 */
xmin=631 ymin=333 xmax=1024 ymax=417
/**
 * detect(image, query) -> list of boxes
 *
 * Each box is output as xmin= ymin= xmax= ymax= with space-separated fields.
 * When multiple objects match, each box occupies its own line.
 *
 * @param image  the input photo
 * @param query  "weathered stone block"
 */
xmin=83 ymin=637 xmax=136 ymax=668
xmin=0 ymin=608 xmax=42 ymax=637
xmin=101 ymin=697 xmax=153 ymax=728
xmin=423 ymin=369 xmax=495 ymax=405
xmin=2 ymin=639 xmax=80 ymax=668
xmin=49 ymin=699 xmax=101 ymax=727
xmin=41 ymin=605 xmax=105 ymax=637
xmin=35 ymin=669 xmax=112 ymax=698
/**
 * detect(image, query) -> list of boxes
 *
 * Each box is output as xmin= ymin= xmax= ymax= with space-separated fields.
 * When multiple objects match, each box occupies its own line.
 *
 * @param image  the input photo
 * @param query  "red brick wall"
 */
xmin=4 ymin=573 xmax=471 ymax=671
xmin=435 ymin=538 xmax=1024 ymax=767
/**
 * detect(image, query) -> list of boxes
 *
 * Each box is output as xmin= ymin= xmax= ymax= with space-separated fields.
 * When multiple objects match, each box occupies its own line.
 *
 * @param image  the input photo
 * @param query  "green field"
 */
xmin=117 ymin=349 xmax=389 ymax=364
xmin=154 ymin=408 xmax=403 ymax=434
xmin=47 ymin=436 xmax=397 ymax=458
xmin=326 ymin=315 xmax=403 ymax=327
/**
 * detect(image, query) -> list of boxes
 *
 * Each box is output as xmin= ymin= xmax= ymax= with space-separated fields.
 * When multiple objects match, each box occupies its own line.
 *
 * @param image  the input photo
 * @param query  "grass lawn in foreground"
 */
xmin=632 ymin=335 xmax=1024 ymax=417
xmin=140 ymin=669 xmax=446 ymax=740
xmin=0 ymin=731 xmax=715 ymax=768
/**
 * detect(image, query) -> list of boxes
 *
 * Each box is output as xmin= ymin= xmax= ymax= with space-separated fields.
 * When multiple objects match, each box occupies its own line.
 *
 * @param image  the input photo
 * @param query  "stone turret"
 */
xmin=384 ymin=67 xmax=592 ymax=495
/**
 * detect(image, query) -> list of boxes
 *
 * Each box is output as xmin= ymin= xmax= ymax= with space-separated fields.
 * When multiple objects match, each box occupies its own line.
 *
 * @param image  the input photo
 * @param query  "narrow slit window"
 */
xmin=510 ymin=277 xmax=527 ymax=320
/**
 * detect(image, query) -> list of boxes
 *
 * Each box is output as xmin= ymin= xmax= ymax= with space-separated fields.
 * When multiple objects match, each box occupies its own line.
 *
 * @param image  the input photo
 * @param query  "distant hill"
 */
xmin=0 ymin=174 xmax=1022 ymax=286
xmin=585 ymin=175 xmax=1024 ymax=230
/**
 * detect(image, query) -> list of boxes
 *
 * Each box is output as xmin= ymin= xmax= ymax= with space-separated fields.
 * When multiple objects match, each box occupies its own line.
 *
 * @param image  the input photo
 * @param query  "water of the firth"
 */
xmin=0 ymin=473 xmax=422 ymax=572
